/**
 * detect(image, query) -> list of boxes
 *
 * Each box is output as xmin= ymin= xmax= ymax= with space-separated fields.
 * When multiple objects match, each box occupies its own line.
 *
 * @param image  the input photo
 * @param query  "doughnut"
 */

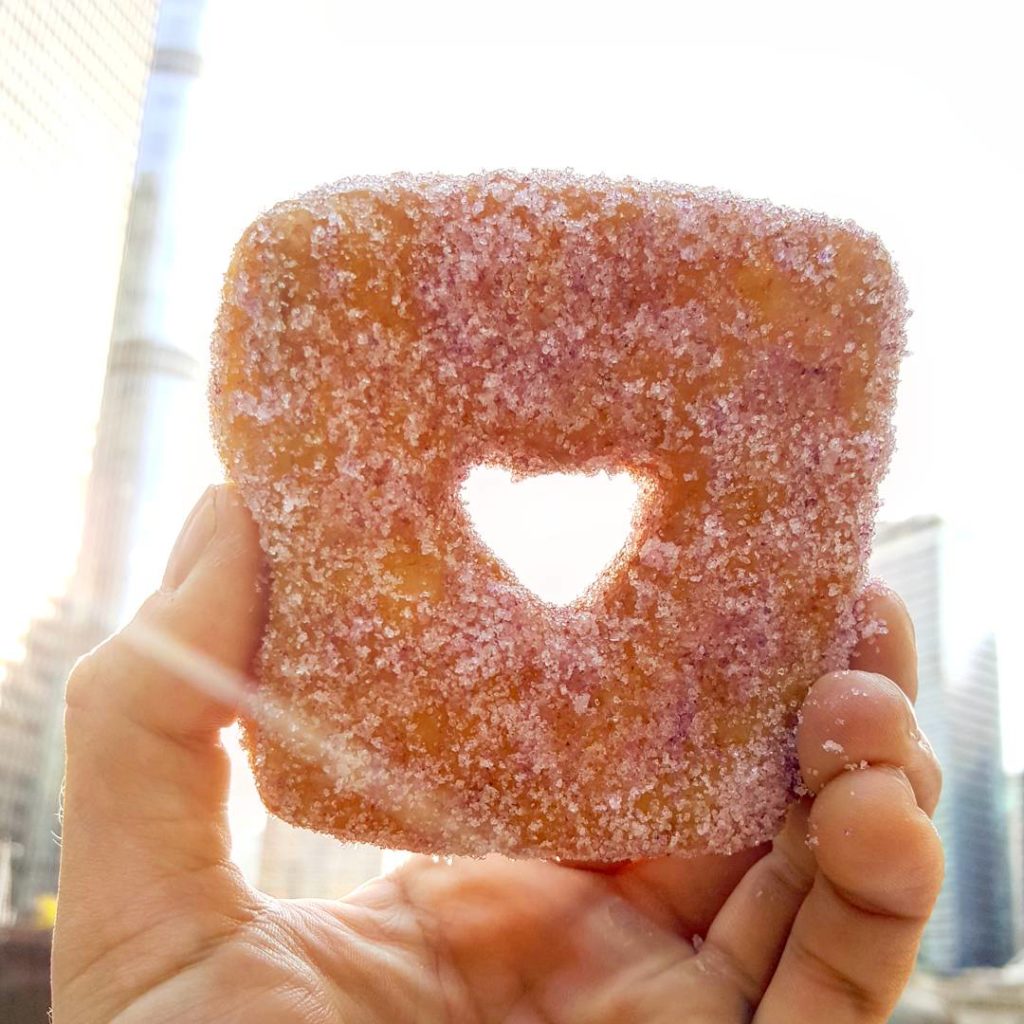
xmin=210 ymin=171 xmax=906 ymax=860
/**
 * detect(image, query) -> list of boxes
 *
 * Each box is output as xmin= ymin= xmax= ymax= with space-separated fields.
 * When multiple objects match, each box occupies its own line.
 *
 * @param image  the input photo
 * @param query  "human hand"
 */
xmin=52 ymin=484 xmax=943 ymax=1023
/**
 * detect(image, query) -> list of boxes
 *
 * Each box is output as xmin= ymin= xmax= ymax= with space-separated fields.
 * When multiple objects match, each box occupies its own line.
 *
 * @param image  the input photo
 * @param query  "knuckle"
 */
xmin=64 ymin=641 xmax=112 ymax=713
xmin=803 ymin=671 xmax=913 ymax=747
xmin=64 ymin=591 xmax=170 ymax=714
xmin=790 ymin=934 xmax=889 ymax=1017
xmin=888 ymin=829 xmax=945 ymax=919
xmin=905 ymin=732 xmax=943 ymax=816
xmin=764 ymin=846 xmax=815 ymax=902
xmin=813 ymin=670 xmax=905 ymax=706
xmin=694 ymin=941 xmax=761 ymax=1007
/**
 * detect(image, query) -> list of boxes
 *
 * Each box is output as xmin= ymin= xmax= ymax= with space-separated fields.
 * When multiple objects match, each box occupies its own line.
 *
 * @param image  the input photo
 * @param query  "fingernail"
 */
xmin=162 ymin=487 xmax=218 ymax=590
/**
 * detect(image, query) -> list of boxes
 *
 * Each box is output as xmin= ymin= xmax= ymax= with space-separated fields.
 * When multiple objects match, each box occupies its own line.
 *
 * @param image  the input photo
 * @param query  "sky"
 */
xmin=186 ymin=0 xmax=1024 ymax=775
xmin=2 ymin=0 xmax=1022 ymax=874
xmin=182 ymin=0 xmax=1022 ymax=556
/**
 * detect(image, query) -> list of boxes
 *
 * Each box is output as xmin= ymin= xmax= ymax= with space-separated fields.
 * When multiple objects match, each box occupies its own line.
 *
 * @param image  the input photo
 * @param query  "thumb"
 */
xmin=53 ymin=484 xmax=266 ymax=1010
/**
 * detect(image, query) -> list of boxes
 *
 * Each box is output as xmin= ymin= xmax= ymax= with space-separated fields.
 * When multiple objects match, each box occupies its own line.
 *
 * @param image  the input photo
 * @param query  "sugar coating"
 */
xmin=209 ymin=170 xmax=906 ymax=860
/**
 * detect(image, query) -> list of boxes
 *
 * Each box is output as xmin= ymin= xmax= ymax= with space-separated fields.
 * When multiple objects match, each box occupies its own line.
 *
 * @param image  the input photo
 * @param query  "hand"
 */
xmin=52 ymin=485 xmax=943 ymax=1023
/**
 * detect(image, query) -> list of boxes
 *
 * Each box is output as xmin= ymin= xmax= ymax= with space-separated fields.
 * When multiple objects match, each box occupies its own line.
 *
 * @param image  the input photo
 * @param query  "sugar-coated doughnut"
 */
xmin=210 ymin=171 xmax=906 ymax=860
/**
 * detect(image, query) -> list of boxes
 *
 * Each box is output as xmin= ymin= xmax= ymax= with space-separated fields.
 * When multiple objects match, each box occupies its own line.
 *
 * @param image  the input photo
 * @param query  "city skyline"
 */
xmin=870 ymin=518 xmax=1017 ymax=972
xmin=0 ymin=0 xmax=1020 ymax=953
xmin=0 ymin=0 xmax=160 ymax=663
xmin=0 ymin=0 xmax=162 ymax=921
xmin=0 ymin=10 xmax=1020 ymax=1024
xmin=0 ymin=0 xmax=208 ymax=918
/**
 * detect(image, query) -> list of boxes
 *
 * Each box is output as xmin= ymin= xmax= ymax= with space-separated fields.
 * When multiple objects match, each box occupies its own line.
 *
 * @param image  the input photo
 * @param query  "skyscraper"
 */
xmin=1006 ymin=770 xmax=1024 ymax=955
xmin=0 ymin=2 xmax=160 ymax=566
xmin=70 ymin=0 xmax=219 ymax=631
xmin=871 ymin=517 xmax=1015 ymax=972
xmin=0 ymin=0 xmax=210 ymax=920
xmin=0 ymin=606 xmax=101 ymax=920
xmin=0 ymin=0 xmax=159 ymax=922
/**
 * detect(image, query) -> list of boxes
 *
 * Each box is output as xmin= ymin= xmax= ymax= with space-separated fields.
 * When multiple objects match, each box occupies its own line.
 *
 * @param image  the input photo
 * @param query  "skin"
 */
xmin=52 ymin=485 xmax=943 ymax=1023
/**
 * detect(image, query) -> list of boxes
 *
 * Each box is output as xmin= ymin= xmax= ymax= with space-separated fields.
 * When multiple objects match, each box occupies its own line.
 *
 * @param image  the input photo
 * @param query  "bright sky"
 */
xmin=2 ymin=0 xmax=1022 ymax=874
xmin=182 ymin=0 xmax=1022 ymax=543
xmin=186 ymin=0 xmax=1024 ymax=778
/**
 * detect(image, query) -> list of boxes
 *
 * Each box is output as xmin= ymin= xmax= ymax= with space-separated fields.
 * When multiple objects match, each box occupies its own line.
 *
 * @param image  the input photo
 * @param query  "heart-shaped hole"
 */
xmin=460 ymin=466 xmax=641 ymax=605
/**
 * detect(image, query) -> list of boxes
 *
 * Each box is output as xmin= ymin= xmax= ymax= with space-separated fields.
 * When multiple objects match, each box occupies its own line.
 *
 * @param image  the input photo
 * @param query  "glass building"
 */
xmin=0 ymin=0 xmax=208 ymax=920
xmin=0 ymin=0 xmax=160 ymax=922
xmin=871 ymin=517 xmax=1016 ymax=972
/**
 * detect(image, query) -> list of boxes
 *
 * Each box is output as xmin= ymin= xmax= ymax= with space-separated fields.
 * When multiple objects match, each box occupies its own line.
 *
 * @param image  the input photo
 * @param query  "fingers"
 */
xmin=67 ymin=484 xmax=266 ymax=742
xmin=696 ymin=586 xmax=939 ymax=1016
xmin=799 ymin=671 xmax=941 ymax=815
xmin=697 ymin=799 xmax=817 ymax=1007
xmin=750 ymin=593 xmax=943 ymax=1023
xmin=753 ymin=767 xmax=943 ymax=1023
xmin=54 ymin=485 xmax=266 ymax=1005
xmin=802 ymin=583 xmax=938 ymax=813
xmin=611 ymin=846 xmax=768 ymax=938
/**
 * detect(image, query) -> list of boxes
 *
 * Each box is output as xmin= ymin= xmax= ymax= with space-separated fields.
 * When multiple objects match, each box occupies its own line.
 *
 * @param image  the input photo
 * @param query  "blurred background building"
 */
xmin=16 ymin=0 xmax=212 ymax=918
xmin=871 ymin=519 xmax=1017 ymax=973
xmin=0 ymin=0 xmax=385 ymax=934
xmin=0 ymin=0 xmax=161 ymax=925
xmin=892 ymin=958 xmax=1024 ymax=1024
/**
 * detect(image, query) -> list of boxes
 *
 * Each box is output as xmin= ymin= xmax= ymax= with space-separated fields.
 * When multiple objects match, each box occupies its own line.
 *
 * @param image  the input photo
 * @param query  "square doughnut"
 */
xmin=210 ymin=171 xmax=906 ymax=860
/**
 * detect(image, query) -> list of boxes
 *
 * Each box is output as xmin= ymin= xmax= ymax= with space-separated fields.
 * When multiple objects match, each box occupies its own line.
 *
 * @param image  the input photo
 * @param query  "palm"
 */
xmin=97 ymin=847 xmax=763 ymax=1024
xmin=377 ymin=851 xmax=761 ymax=1021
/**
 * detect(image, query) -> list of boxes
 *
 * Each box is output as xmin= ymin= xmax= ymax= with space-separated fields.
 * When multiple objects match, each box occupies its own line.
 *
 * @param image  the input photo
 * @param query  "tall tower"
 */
xmin=0 ymin=0 xmax=209 ymax=920
xmin=0 ymin=0 xmax=159 ymax=922
xmin=71 ymin=0 xmax=210 ymax=633
xmin=871 ymin=518 xmax=1015 ymax=971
